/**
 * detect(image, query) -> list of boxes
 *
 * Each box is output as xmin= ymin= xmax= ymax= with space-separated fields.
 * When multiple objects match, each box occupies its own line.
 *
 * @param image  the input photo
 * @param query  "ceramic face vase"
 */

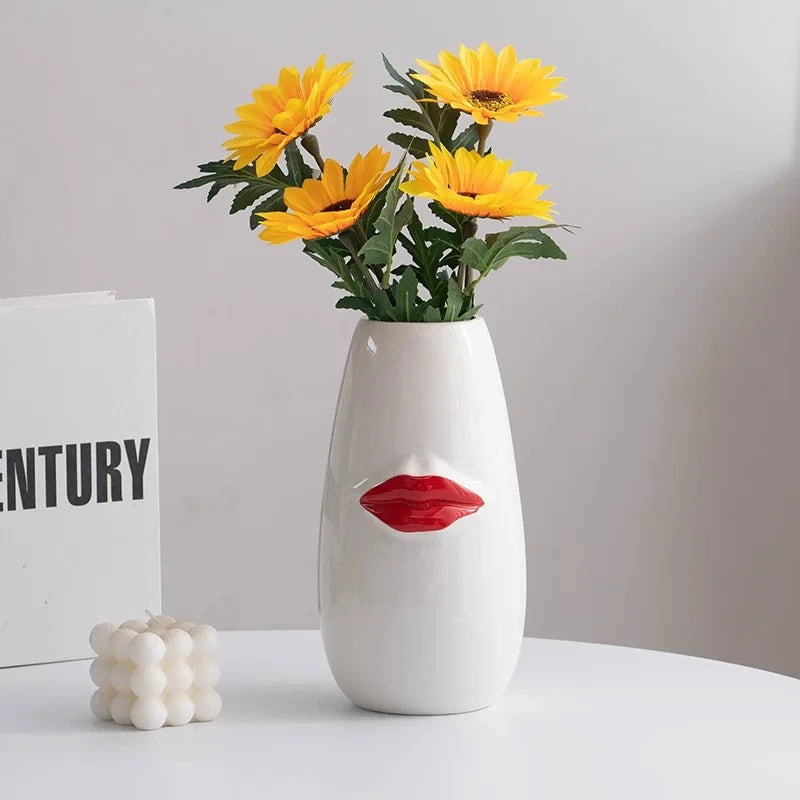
xmin=319 ymin=318 xmax=526 ymax=714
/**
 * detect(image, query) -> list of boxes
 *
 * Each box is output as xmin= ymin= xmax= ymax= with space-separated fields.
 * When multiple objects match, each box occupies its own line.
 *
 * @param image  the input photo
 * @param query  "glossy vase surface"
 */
xmin=319 ymin=318 xmax=526 ymax=714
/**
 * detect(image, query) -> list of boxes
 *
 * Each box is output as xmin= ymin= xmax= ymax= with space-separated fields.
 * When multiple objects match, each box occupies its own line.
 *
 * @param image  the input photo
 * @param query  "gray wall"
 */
xmin=2 ymin=1 xmax=799 ymax=675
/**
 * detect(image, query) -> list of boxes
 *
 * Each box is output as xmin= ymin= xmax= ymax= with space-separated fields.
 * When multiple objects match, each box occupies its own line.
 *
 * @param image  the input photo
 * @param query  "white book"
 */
xmin=0 ymin=292 xmax=161 ymax=666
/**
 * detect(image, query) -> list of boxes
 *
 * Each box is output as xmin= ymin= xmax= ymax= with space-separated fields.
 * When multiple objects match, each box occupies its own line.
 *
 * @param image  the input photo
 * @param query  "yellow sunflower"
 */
xmin=259 ymin=146 xmax=394 ymax=243
xmin=413 ymin=43 xmax=565 ymax=125
xmin=400 ymin=144 xmax=554 ymax=221
xmin=223 ymin=55 xmax=352 ymax=177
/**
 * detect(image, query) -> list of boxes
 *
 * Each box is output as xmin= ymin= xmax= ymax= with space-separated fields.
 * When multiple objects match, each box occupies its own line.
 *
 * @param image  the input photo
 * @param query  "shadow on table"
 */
xmin=224 ymin=680 xmax=372 ymax=723
xmin=4 ymin=682 xmax=432 ymax=734
xmin=2 ymin=706 xmax=134 ymax=735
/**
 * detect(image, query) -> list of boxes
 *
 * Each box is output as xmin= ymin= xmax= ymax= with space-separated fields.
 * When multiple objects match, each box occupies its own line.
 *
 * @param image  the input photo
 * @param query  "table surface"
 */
xmin=2 ymin=631 xmax=799 ymax=799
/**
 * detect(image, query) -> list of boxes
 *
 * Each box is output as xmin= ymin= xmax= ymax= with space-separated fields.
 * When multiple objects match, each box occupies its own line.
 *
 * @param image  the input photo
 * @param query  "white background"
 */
xmin=2 ymin=1 xmax=798 ymax=674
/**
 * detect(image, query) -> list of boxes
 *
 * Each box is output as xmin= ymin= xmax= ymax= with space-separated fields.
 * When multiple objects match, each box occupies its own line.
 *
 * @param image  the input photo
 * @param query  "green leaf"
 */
xmin=362 ymin=195 xmax=414 ymax=276
xmin=392 ymin=267 xmax=419 ymax=321
xmin=428 ymin=202 xmax=464 ymax=231
xmin=438 ymin=107 xmax=460 ymax=144
xmin=199 ymin=160 xmax=244 ymax=174
xmin=174 ymin=165 xmax=237 ymax=191
xmin=429 ymin=279 xmax=448 ymax=309
xmin=358 ymin=157 xmax=410 ymax=275
xmin=268 ymin=163 xmax=290 ymax=184
xmin=535 ymin=223 xmax=581 ymax=235
xmin=425 ymin=226 xmax=462 ymax=251
xmin=380 ymin=55 xmax=429 ymax=108
xmin=331 ymin=281 xmax=347 ymax=290
xmin=303 ymin=238 xmax=348 ymax=276
xmin=382 ymin=54 xmax=481 ymax=154
xmin=207 ymin=182 xmax=226 ymax=202
xmin=382 ymin=54 xmax=418 ymax=93
xmin=383 ymin=108 xmax=435 ymax=136
xmin=460 ymin=238 xmax=491 ymax=273
xmin=361 ymin=181 xmax=392 ymax=234
xmin=458 ymin=303 xmax=482 ymax=320
xmin=404 ymin=209 xmax=428 ymax=254
xmin=306 ymin=236 xmax=372 ymax=298
xmin=396 ymin=209 xmax=443 ymax=291
xmin=174 ymin=160 xmax=287 ymax=193
xmin=462 ymin=226 xmax=568 ymax=274
xmin=451 ymin=123 xmax=481 ymax=152
xmin=364 ymin=283 xmax=396 ymax=320
xmin=248 ymin=192 xmax=286 ymax=230
xmin=284 ymin=141 xmax=312 ymax=186
xmin=174 ymin=172 xmax=239 ymax=192
xmin=422 ymin=305 xmax=442 ymax=322
xmin=230 ymin=183 xmax=275 ymax=214
xmin=335 ymin=296 xmax=375 ymax=316
xmin=387 ymin=132 xmax=429 ymax=158
xmin=444 ymin=278 xmax=463 ymax=321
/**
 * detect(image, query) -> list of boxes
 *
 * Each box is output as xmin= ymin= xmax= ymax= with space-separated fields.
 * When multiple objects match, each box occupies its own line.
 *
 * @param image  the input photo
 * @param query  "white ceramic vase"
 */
xmin=319 ymin=318 xmax=526 ymax=715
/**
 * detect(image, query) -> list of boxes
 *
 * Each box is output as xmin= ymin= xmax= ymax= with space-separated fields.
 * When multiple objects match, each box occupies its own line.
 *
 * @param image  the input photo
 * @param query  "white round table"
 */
xmin=2 ymin=631 xmax=799 ymax=798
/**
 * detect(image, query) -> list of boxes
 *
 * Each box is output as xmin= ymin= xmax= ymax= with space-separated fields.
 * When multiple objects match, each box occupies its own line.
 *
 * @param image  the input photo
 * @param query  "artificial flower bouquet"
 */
xmin=176 ymin=43 xmax=574 ymax=322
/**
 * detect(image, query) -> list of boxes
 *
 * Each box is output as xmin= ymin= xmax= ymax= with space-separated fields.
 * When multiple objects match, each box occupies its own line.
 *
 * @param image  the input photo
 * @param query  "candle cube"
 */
xmin=89 ymin=617 xmax=221 ymax=730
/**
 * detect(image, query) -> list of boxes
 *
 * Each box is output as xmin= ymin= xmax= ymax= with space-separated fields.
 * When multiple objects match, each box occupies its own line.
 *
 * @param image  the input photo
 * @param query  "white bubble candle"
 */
xmin=89 ymin=613 xmax=221 ymax=730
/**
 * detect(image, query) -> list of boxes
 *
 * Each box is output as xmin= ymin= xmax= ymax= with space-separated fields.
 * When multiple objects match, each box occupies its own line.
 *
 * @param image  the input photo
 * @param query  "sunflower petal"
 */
xmin=223 ymin=55 xmax=351 ymax=172
xmin=400 ymin=145 xmax=554 ymax=220
xmin=413 ymin=43 xmax=566 ymax=122
xmin=257 ymin=147 xmax=394 ymax=245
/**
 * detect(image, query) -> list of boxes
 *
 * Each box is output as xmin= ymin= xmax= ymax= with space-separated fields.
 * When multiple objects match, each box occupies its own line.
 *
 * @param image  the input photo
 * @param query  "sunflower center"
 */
xmin=321 ymin=199 xmax=354 ymax=213
xmin=467 ymin=90 xmax=513 ymax=111
xmin=458 ymin=191 xmax=479 ymax=199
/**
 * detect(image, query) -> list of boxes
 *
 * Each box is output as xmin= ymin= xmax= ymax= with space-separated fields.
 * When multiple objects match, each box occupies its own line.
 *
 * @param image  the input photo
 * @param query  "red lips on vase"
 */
xmin=359 ymin=474 xmax=484 ymax=533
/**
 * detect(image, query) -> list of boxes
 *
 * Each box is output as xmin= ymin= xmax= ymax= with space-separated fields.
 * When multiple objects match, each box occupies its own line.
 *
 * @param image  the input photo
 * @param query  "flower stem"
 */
xmin=456 ymin=262 xmax=467 ymax=292
xmin=477 ymin=121 xmax=493 ymax=156
xmin=301 ymin=134 xmax=326 ymax=172
xmin=352 ymin=223 xmax=384 ymax=281
xmin=340 ymin=231 xmax=379 ymax=291
xmin=353 ymin=222 xmax=367 ymax=247
xmin=456 ymin=124 xmax=491 ymax=301
xmin=465 ymin=271 xmax=487 ymax=295
xmin=458 ymin=217 xmax=479 ymax=294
